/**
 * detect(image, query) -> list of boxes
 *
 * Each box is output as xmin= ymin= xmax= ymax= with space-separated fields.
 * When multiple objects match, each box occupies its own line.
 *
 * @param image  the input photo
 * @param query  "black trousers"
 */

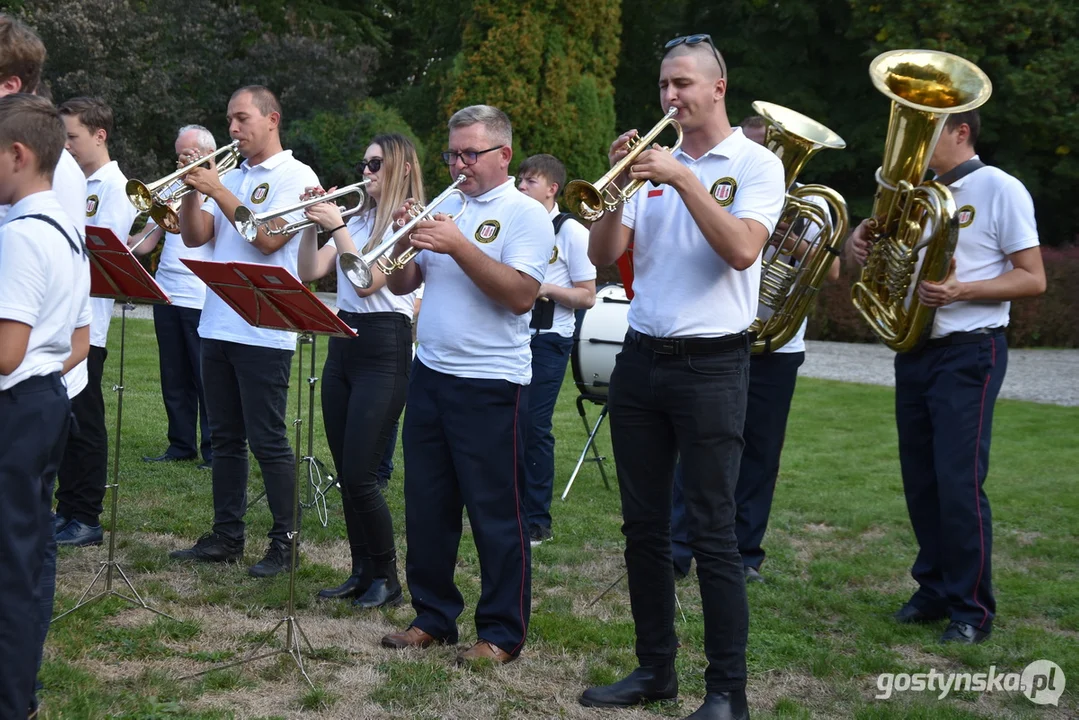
xmin=321 ymin=312 xmax=411 ymax=566
xmin=201 ymin=339 xmax=296 ymax=547
xmin=895 ymin=331 xmax=1006 ymax=631
xmin=403 ymin=361 xmax=531 ymax=656
xmin=153 ymin=303 xmax=211 ymax=462
xmin=608 ymin=333 xmax=751 ymax=692
xmin=56 ymin=345 xmax=108 ymax=525
xmin=0 ymin=374 xmax=70 ymax=718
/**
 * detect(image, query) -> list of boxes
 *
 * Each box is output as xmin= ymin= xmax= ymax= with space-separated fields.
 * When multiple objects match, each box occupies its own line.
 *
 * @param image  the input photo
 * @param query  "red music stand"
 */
xmin=54 ymin=225 xmax=174 ymax=624
xmin=180 ymin=259 xmax=354 ymax=687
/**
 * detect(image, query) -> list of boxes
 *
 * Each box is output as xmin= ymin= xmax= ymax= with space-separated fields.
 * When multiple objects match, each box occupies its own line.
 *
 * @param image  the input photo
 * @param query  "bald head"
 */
xmin=662 ymin=42 xmax=726 ymax=82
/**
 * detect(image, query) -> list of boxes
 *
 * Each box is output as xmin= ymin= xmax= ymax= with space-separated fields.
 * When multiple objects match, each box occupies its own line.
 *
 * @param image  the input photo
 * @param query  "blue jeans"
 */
xmin=896 ymin=331 xmax=1006 ymax=631
xmin=609 ymin=332 xmax=751 ymax=692
xmin=522 ymin=332 xmax=574 ymax=531
xmin=201 ymin=339 xmax=296 ymax=547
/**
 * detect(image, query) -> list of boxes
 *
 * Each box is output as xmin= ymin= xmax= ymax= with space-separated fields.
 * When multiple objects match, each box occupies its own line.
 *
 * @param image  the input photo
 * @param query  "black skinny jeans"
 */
xmin=321 ymin=311 xmax=411 ymax=567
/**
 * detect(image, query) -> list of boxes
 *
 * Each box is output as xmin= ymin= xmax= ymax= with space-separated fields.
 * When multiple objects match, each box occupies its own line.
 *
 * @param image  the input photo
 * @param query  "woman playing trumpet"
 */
xmin=297 ymin=133 xmax=424 ymax=608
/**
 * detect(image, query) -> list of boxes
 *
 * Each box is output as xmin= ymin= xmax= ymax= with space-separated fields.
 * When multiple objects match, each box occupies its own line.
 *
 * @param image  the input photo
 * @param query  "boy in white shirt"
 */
xmin=0 ymin=93 xmax=91 ymax=720
xmin=54 ymin=96 xmax=138 ymax=547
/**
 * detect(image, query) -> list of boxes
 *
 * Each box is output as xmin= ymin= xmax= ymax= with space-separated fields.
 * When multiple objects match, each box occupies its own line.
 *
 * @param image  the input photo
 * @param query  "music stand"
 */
xmin=560 ymin=394 xmax=611 ymax=501
xmin=53 ymin=226 xmax=175 ymax=623
xmin=179 ymin=259 xmax=355 ymax=687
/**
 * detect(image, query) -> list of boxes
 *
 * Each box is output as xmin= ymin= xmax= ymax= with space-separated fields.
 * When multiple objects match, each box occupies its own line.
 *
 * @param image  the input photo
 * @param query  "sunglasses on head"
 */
xmin=665 ymin=34 xmax=727 ymax=79
xmin=357 ymin=157 xmax=383 ymax=174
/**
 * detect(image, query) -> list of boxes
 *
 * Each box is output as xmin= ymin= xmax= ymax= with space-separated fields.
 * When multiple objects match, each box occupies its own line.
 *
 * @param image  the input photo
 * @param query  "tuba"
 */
xmin=851 ymin=49 xmax=991 ymax=352
xmin=749 ymin=101 xmax=849 ymax=353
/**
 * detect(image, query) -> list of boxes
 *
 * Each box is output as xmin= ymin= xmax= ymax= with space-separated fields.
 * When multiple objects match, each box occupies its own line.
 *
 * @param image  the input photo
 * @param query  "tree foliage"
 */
xmin=18 ymin=0 xmax=376 ymax=181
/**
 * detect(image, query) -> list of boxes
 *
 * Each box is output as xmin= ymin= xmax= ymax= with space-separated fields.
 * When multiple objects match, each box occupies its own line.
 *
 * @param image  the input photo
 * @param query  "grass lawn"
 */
xmin=39 ymin=317 xmax=1078 ymax=719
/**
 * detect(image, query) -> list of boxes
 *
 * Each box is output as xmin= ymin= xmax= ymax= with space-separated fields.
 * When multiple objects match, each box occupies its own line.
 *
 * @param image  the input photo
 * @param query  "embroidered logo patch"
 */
xmin=251 ymin=183 xmax=270 ymax=204
xmin=85 ymin=195 xmax=99 ymax=217
xmin=548 ymin=245 xmax=559 ymax=264
xmin=958 ymin=205 xmax=976 ymax=228
xmin=475 ymin=219 xmax=501 ymax=243
xmin=710 ymin=178 xmax=737 ymax=206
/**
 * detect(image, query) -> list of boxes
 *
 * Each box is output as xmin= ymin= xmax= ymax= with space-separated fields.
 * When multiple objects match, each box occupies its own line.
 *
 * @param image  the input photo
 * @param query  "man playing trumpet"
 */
xmin=170 ymin=85 xmax=318 ymax=578
xmin=578 ymin=36 xmax=785 ymax=720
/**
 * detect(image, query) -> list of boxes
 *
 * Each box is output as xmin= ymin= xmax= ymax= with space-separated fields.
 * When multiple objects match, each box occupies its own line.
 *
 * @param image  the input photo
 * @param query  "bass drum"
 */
xmin=572 ymin=283 xmax=630 ymax=398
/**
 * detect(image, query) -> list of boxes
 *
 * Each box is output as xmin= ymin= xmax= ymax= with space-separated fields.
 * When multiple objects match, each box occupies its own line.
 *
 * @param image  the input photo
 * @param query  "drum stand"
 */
xmin=560 ymin=394 xmax=611 ymax=501
xmin=183 ymin=333 xmax=330 ymax=688
xmin=53 ymin=303 xmax=176 ymax=623
xmin=246 ymin=334 xmax=335 ymax=528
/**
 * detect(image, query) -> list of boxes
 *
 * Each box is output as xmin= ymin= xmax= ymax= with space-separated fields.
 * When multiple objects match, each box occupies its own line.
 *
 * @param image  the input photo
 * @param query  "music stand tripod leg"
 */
xmin=53 ymin=303 xmax=175 ymax=623
xmin=301 ymin=334 xmax=331 ymax=528
xmin=561 ymin=400 xmax=610 ymax=501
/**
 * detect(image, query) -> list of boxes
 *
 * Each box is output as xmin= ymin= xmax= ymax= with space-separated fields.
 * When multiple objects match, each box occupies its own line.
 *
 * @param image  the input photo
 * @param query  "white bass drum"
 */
xmin=572 ymin=283 xmax=630 ymax=398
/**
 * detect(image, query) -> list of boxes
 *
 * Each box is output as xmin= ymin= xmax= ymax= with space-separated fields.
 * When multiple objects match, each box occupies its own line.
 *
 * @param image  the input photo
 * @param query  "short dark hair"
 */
xmin=58 ymin=96 xmax=114 ymax=142
xmin=740 ymin=115 xmax=767 ymax=131
xmin=231 ymin=85 xmax=282 ymax=119
xmin=0 ymin=14 xmax=46 ymax=95
xmin=0 ymin=93 xmax=65 ymax=179
xmin=945 ymin=109 xmax=980 ymax=147
xmin=518 ymin=153 xmax=567 ymax=195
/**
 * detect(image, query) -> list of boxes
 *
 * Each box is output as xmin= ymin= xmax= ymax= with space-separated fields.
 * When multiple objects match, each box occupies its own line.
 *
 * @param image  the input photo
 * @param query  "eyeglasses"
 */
xmin=357 ymin=157 xmax=383 ymax=174
xmin=665 ymin=34 xmax=727 ymax=79
xmin=441 ymin=145 xmax=504 ymax=166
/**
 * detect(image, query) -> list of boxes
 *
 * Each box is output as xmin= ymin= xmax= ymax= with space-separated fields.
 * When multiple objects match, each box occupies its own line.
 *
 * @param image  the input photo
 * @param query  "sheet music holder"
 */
xmin=86 ymin=225 xmax=170 ymax=304
xmin=181 ymin=259 xmax=356 ymax=338
xmin=54 ymin=225 xmax=174 ymax=624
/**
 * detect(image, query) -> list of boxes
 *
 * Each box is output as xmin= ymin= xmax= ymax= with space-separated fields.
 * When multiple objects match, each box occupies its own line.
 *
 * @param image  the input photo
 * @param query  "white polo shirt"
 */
xmin=622 ymin=128 xmax=785 ymax=337
xmin=0 ymin=150 xmax=89 ymax=397
xmin=538 ymin=205 xmax=596 ymax=338
xmin=86 ymin=160 xmax=138 ymax=348
xmin=0 ymin=191 xmax=92 ymax=391
xmin=154 ymin=226 xmax=213 ymax=310
xmin=197 ymin=149 xmax=320 ymax=351
xmin=327 ymin=213 xmax=416 ymax=318
xmin=414 ymin=177 xmax=552 ymax=384
xmin=931 ymin=160 xmax=1040 ymax=338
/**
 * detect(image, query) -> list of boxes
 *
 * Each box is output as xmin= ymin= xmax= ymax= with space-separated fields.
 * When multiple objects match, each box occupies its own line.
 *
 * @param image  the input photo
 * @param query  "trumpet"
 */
xmin=233 ymin=179 xmax=371 ymax=243
xmin=563 ymin=106 xmax=682 ymax=221
xmin=126 ymin=141 xmax=241 ymax=227
xmin=339 ymin=174 xmax=468 ymax=290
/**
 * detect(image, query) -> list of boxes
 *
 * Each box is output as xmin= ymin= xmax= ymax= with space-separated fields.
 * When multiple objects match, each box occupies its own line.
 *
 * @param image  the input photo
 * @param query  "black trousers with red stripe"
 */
xmin=895 ymin=330 xmax=1006 ymax=632
xmin=402 ymin=360 xmax=531 ymax=656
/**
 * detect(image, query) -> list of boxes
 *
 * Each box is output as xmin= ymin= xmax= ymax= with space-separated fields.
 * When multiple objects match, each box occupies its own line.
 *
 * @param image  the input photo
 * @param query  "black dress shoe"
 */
xmin=940 ymin=621 xmax=989 ymax=644
xmin=142 ymin=452 xmax=196 ymax=463
xmin=684 ymin=690 xmax=749 ymax=720
xmin=579 ymin=664 xmax=678 ymax=707
xmin=169 ymin=532 xmax=244 ymax=562
xmin=318 ymin=572 xmax=369 ymax=599
xmin=249 ymin=542 xmax=295 ymax=578
xmin=893 ymin=602 xmax=948 ymax=625
xmin=354 ymin=578 xmax=403 ymax=609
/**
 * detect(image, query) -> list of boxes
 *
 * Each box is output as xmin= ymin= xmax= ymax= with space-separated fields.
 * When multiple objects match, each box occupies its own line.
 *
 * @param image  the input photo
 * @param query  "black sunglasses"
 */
xmin=665 ymin=34 xmax=727 ymax=79
xmin=357 ymin=157 xmax=383 ymax=174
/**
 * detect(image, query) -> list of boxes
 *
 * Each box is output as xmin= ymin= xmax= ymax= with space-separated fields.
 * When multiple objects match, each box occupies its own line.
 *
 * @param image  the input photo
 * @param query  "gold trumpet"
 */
xmin=233 ymin=179 xmax=371 ymax=243
xmin=851 ymin=49 xmax=991 ymax=352
xmin=564 ymin=106 xmax=683 ymax=221
xmin=750 ymin=101 xmax=849 ymax=353
xmin=339 ymin=174 xmax=468 ymax=289
xmin=126 ymin=140 xmax=241 ymax=232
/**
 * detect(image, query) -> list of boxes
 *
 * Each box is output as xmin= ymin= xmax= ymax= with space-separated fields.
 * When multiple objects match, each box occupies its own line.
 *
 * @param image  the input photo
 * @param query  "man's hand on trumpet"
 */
xmin=409 ymin=213 xmax=467 ymax=258
xmin=180 ymin=149 xmax=226 ymax=197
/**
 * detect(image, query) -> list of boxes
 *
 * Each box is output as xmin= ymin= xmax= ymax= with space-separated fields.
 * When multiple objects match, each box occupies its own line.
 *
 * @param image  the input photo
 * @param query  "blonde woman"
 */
xmin=298 ymin=133 xmax=423 ymax=608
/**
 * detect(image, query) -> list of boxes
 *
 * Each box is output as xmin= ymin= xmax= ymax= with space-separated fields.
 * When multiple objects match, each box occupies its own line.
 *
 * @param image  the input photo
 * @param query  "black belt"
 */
xmin=923 ymin=327 xmax=1004 ymax=349
xmin=627 ymin=329 xmax=750 ymax=356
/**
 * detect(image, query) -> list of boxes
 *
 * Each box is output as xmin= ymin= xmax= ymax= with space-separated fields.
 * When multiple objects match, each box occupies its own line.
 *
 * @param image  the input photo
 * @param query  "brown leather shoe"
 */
xmin=381 ymin=625 xmax=440 ymax=650
xmin=455 ymin=639 xmax=516 ymax=665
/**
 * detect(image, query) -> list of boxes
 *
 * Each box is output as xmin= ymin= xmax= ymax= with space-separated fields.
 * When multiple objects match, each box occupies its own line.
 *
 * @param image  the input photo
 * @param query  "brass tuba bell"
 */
xmin=851 ymin=49 xmax=992 ymax=352
xmin=749 ymin=101 xmax=849 ymax=353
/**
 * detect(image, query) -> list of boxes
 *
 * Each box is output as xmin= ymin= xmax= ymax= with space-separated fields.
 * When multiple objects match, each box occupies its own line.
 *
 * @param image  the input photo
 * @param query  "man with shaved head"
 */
xmin=579 ymin=35 xmax=785 ymax=719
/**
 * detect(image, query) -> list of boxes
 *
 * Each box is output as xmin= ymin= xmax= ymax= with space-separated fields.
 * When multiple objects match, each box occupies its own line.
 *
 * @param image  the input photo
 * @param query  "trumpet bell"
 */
xmin=339 ymin=252 xmax=372 ymax=290
xmin=126 ymin=179 xmax=156 ymax=213
xmin=562 ymin=180 xmax=606 ymax=223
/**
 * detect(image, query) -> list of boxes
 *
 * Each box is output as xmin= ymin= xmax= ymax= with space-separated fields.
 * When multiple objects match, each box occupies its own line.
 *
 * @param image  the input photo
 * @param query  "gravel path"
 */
xmin=802 ymin=340 xmax=1079 ymax=407
xmin=115 ymin=301 xmax=1077 ymax=407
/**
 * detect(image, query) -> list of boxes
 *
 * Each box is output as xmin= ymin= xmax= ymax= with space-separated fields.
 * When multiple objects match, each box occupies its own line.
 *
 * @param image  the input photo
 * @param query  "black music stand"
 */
xmin=53 ymin=225 xmax=176 ymax=623
xmin=179 ymin=259 xmax=355 ymax=687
